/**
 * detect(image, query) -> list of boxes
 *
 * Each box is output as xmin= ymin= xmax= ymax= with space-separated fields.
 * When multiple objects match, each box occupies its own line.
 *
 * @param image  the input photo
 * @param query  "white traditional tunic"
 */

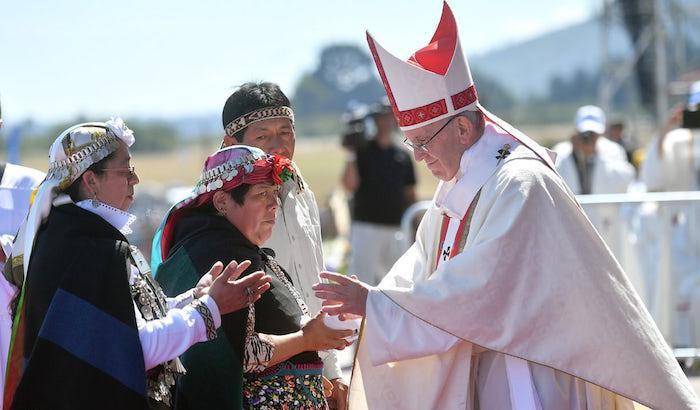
xmin=640 ymin=128 xmax=700 ymax=346
xmin=348 ymin=121 xmax=697 ymax=409
xmin=264 ymin=168 xmax=343 ymax=379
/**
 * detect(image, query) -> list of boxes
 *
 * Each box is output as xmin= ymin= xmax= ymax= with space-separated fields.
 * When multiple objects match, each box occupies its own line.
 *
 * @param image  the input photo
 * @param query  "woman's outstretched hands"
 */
xmin=204 ymin=260 xmax=272 ymax=315
xmin=312 ymin=271 xmax=371 ymax=317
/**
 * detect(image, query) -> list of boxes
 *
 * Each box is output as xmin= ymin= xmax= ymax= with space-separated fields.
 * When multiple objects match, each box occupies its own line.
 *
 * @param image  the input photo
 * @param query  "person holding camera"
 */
xmin=341 ymin=102 xmax=416 ymax=286
xmin=640 ymin=81 xmax=700 ymax=348
xmin=641 ymin=81 xmax=700 ymax=193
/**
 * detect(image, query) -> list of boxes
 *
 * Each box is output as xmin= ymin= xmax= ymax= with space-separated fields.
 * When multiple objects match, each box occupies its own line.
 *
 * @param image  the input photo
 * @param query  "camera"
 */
xmin=682 ymin=108 xmax=700 ymax=129
xmin=340 ymin=105 xmax=375 ymax=151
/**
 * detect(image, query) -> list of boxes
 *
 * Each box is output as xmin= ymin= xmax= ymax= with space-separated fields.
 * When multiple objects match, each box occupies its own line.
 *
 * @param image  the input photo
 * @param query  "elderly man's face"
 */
xmin=403 ymin=116 xmax=467 ymax=181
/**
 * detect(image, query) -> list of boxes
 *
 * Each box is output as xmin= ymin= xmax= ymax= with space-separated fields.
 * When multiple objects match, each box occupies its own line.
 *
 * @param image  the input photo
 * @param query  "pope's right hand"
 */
xmin=205 ymin=260 xmax=272 ymax=315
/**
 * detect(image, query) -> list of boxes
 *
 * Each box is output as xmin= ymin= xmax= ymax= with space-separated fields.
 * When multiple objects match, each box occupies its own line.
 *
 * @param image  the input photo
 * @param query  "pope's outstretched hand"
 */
xmin=312 ymin=271 xmax=372 ymax=317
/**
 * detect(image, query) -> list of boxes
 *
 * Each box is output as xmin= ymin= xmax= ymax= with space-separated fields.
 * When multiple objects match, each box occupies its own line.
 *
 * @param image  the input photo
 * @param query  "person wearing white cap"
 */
xmin=639 ymin=81 xmax=700 ymax=349
xmin=0 ymin=99 xmax=45 ymax=410
xmin=554 ymin=105 xmax=635 ymax=272
xmin=554 ymin=105 xmax=632 ymax=195
xmin=553 ymin=105 xmax=629 ymax=166
xmin=312 ymin=3 xmax=697 ymax=409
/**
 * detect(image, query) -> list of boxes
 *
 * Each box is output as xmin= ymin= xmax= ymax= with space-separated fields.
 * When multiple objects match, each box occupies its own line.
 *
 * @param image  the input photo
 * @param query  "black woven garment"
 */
xmin=6 ymin=204 xmax=148 ymax=410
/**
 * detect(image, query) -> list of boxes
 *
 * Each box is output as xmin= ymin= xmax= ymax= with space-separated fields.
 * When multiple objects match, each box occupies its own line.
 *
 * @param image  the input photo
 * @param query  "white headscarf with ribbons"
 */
xmin=4 ymin=118 xmax=134 ymax=289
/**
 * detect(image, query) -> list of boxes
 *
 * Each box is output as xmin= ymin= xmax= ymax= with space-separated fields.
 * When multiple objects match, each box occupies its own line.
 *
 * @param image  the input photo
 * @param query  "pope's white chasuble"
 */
xmin=348 ymin=121 xmax=696 ymax=410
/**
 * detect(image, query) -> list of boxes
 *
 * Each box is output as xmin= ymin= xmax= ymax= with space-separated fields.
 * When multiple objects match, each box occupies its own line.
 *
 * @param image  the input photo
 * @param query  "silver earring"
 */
xmin=91 ymin=192 xmax=100 ymax=207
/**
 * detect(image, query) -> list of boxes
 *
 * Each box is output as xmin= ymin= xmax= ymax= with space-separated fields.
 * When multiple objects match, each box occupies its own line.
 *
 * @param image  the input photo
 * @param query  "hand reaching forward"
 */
xmin=204 ymin=260 xmax=272 ymax=315
xmin=312 ymin=271 xmax=371 ymax=317
xmin=301 ymin=312 xmax=355 ymax=351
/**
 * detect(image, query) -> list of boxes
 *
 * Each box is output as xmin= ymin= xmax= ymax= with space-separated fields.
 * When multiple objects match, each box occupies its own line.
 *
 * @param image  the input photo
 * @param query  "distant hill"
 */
xmin=470 ymin=17 xmax=632 ymax=100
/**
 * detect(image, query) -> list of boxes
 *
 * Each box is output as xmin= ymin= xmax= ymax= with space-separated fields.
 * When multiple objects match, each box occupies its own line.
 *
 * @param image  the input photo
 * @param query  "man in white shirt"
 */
xmin=220 ymin=82 xmax=347 ymax=409
xmin=554 ymin=105 xmax=636 ymax=279
xmin=554 ymin=105 xmax=634 ymax=196
xmin=312 ymin=3 xmax=697 ymax=409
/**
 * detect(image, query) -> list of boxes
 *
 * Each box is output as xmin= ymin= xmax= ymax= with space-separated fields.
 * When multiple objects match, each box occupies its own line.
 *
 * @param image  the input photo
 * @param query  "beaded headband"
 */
xmin=224 ymin=106 xmax=295 ymax=137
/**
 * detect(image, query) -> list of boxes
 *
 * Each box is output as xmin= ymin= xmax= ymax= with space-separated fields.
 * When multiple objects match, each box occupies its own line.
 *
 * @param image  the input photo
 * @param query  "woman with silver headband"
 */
xmin=2 ymin=119 xmax=272 ymax=410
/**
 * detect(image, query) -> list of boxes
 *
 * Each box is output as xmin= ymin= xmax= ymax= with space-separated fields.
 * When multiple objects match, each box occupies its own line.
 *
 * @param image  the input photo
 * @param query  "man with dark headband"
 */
xmin=219 ymin=82 xmax=350 ymax=409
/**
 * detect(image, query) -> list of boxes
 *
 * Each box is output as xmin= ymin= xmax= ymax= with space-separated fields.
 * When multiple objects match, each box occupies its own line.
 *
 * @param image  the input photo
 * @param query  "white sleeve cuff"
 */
xmin=167 ymin=289 xmax=196 ymax=310
xmin=198 ymin=294 xmax=222 ymax=329
xmin=137 ymin=299 xmax=215 ymax=370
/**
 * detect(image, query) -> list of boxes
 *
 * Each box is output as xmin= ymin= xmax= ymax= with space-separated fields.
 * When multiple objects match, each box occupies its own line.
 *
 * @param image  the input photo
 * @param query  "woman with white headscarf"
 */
xmin=3 ymin=119 xmax=271 ymax=410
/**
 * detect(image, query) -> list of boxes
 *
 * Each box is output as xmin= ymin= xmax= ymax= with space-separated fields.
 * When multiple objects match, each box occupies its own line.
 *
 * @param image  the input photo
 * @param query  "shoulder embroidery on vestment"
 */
xmin=495 ymin=143 xmax=512 ymax=164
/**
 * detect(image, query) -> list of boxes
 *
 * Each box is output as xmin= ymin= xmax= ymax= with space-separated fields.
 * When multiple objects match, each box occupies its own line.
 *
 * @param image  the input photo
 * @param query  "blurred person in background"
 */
xmin=313 ymin=3 xmax=697 ymax=408
xmin=4 ymin=119 xmax=271 ymax=409
xmin=554 ymin=105 xmax=635 ymax=266
xmin=641 ymin=82 xmax=700 ymax=192
xmin=640 ymin=81 xmax=700 ymax=348
xmin=0 ymin=99 xmax=44 ymax=410
xmin=607 ymin=119 xmax=637 ymax=166
xmin=555 ymin=105 xmax=634 ymax=196
xmin=213 ymin=82 xmax=349 ymax=409
xmin=341 ymin=101 xmax=416 ymax=285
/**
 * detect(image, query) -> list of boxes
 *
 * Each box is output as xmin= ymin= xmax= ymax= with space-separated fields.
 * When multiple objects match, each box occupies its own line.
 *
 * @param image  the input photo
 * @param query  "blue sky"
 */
xmin=0 ymin=0 xmax=597 ymax=123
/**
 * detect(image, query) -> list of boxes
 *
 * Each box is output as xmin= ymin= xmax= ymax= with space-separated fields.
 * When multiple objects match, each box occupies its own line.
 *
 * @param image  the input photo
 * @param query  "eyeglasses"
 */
xmin=100 ymin=166 xmax=137 ymax=179
xmin=402 ymin=116 xmax=456 ymax=153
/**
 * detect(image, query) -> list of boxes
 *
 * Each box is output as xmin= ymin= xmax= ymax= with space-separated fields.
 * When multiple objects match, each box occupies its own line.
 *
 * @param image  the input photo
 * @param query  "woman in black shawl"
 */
xmin=154 ymin=145 xmax=353 ymax=410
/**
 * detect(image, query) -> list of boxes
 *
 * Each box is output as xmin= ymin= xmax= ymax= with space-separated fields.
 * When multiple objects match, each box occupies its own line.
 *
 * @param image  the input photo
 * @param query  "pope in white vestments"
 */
xmin=313 ymin=3 xmax=698 ymax=409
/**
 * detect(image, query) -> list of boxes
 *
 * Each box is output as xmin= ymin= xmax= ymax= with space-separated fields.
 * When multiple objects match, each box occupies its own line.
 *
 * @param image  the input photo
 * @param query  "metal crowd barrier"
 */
xmin=400 ymin=191 xmax=700 ymax=361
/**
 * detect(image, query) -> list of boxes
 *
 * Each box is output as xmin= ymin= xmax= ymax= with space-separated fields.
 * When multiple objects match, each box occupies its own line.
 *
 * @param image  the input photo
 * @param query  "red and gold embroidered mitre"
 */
xmin=366 ymin=1 xmax=477 ymax=131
